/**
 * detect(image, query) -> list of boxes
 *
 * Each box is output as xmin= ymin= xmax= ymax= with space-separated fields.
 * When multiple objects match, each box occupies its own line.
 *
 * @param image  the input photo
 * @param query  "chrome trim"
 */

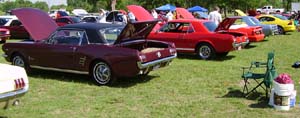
xmin=232 ymin=39 xmax=249 ymax=48
xmin=176 ymin=48 xmax=194 ymax=51
xmin=0 ymin=86 xmax=29 ymax=102
xmin=31 ymin=65 xmax=89 ymax=74
xmin=137 ymin=55 xmax=177 ymax=69
xmin=2 ymin=54 xmax=8 ymax=58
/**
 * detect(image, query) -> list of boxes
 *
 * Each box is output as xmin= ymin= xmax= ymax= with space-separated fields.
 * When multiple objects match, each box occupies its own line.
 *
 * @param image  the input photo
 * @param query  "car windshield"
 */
xmin=0 ymin=18 xmax=11 ymax=25
xmin=203 ymin=21 xmax=217 ymax=32
xmin=99 ymin=26 xmax=123 ymax=44
xmin=71 ymin=17 xmax=81 ymax=23
xmin=273 ymin=14 xmax=288 ymax=20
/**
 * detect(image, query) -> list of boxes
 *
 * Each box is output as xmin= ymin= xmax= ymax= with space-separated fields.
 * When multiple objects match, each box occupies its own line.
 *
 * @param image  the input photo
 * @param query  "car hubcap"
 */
xmin=93 ymin=62 xmax=111 ymax=84
xmin=199 ymin=45 xmax=211 ymax=59
xmin=12 ymin=56 xmax=25 ymax=67
xmin=278 ymin=27 xmax=283 ymax=34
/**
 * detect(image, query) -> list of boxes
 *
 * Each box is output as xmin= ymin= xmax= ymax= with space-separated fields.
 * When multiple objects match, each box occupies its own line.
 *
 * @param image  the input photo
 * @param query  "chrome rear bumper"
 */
xmin=137 ymin=54 xmax=177 ymax=69
xmin=0 ymin=87 xmax=29 ymax=102
xmin=233 ymin=39 xmax=249 ymax=49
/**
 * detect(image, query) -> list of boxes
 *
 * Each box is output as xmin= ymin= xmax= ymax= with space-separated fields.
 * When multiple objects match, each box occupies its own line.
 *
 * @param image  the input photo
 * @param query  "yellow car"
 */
xmin=257 ymin=14 xmax=296 ymax=34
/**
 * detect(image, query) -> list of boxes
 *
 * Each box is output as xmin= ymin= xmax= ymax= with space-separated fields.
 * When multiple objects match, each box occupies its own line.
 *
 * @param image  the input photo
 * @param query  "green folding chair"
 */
xmin=241 ymin=52 xmax=278 ymax=98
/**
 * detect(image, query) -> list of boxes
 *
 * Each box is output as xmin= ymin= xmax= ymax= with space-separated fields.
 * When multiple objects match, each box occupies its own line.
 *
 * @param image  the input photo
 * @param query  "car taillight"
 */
xmin=14 ymin=78 xmax=25 ymax=90
xmin=6 ymin=30 xmax=10 ymax=35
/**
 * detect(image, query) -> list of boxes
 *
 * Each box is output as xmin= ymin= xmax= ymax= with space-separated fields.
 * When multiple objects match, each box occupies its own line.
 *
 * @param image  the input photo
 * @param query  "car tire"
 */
xmin=91 ymin=61 xmax=115 ymax=85
xmin=217 ymin=52 xmax=229 ymax=57
xmin=196 ymin=43 xmax=216 ymax=60
xmin=12 ymin=54 xmax=30 ymax=72
xmin=277 ymin=26 xmax=285 ymax=35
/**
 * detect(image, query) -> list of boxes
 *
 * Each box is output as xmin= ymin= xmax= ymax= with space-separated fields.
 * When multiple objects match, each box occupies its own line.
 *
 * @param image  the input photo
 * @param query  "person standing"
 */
xmin=151 ymin=9 xmax=158 ymax=19
xmin=208 ymin=6 xmax=222 ymax=26
xmin=166 ymin=11 xmax=173 ymax=21
xmin=127 ymin=10 xmax=136 ymax=23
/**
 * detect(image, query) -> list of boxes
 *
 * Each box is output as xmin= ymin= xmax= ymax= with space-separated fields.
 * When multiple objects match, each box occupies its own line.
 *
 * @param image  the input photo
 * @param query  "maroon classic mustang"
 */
xmin=2 ymin=8 xmax=177 ymax=85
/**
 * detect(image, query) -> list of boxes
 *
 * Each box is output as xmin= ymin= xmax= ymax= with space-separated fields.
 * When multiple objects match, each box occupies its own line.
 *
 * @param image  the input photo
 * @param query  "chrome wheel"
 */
xmin=198 ymin=45 xmax=211 ymax=59
xmin=92 ymin=62 xmax=112 ymax=85
xmin=278 ymin=26 xmax=284 ymax=34
xmin=12 ymin=56 xmax=25 ymax=67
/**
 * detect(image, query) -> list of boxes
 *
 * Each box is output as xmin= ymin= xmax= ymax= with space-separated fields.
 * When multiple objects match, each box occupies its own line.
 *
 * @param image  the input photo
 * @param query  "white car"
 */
xmin=0 ymin=63 xmax=29 ymax=109
xmin=0 ymin=15 xmax=30 ymax=39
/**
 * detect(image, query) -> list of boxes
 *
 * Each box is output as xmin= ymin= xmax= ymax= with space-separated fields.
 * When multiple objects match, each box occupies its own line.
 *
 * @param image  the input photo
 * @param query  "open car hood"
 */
xmin=114 ymin=20 xmax=158 ymax=44
xmin=175 ymin=8 xmax=195 ymax=19
xmin=12 ymin=8 xmax=58 ymax=41
xmin=126 ymin=5 xmax=161 ymax=31
xmin=127 ymin=5 xmax=154 ymax=21
xmin=215 ymin=17 xmax=239 ymax=31
xmin=234 ymin=9 xmax=247 ymax=16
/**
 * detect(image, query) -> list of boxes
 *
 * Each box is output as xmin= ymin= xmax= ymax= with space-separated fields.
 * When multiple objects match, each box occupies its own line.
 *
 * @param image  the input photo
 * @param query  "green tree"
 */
xmin=33 ymin=1 xmax=49 ymax=12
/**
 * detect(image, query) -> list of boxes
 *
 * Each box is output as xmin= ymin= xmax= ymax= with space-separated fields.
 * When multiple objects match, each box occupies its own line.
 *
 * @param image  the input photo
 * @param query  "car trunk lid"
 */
xmin=114 ymin=21 xmax=158 ymax=44
xmin=215 ymin=17 xmax=239 ymax=32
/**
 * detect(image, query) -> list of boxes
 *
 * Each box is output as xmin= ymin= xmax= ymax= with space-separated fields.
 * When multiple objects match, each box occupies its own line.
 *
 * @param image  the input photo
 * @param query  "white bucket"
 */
xmin=273 ymin=80 xmax=294 ymax=95
xmin=273 ymin=92 xmax=290 ymax=111
xmin=272 ymin=80 xmax=294 ymax=111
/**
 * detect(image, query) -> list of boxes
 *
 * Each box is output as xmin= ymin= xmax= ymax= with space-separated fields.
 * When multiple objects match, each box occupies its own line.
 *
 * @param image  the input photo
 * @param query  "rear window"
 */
xmin=99 ymin=26 xmax=123 ymax=44
xmin=203 ymin=21 xmax=217 ymax=32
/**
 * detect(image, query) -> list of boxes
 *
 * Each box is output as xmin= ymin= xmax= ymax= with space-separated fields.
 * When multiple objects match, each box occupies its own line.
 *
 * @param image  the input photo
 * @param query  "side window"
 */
xmin=259 ymin=17 xmax=267 ymax=22
xmin=48 ymin=29 xmax=86 ymax=45
xmin=267 ymin=17 xmax=275 ymax=21
xmin=10 ymin=20 xmax=22 ymax=26
xmin=160 ymin=22 xmax=193 ymax=33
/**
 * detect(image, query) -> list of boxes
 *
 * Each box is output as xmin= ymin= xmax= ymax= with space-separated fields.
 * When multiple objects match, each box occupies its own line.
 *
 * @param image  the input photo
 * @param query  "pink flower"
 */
xmin=275 ymin=73 xmax=293 ymax=84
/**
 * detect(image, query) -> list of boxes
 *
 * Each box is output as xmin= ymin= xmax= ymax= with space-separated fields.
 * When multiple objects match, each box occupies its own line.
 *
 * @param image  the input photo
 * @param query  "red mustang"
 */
xmin=2 ymin=8 xmax=176 ymax=85
xmin=175 ymin=8 xmax=264 ymax=42
xmin=128 ymin=5 xmax=249 ymax=59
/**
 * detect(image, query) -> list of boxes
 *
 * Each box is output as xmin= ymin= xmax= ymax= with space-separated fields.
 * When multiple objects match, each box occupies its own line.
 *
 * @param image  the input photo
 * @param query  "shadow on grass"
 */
xmin=222 ymin=88 xmax=271 ymax=108
xmin=111 ymin=75 xmax=158 ymax=88
xmin=244 ymin=44 xmax=257 ymax=49
xmin=28 ymin=69 xmax=94 ymax=85
xmin=176 ymin=53 xmax=235 ymax=61
xmin=28 ymin=69 xmax=157 ymax=88
xmin=0 ymin=116 xmax=8 ymax=118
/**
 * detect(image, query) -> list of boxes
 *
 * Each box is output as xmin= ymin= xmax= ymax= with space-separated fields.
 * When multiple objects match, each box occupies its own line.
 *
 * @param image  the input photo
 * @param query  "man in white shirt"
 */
xmin=127 ymin=10 xmax=136 ymax=23
xmin=151 ymin=9 xmax=158 ymax=19
xmin=208 ymin=6 xmax=222 ymax=26
xmin=166 ymin=11 xmax=173 ymax=21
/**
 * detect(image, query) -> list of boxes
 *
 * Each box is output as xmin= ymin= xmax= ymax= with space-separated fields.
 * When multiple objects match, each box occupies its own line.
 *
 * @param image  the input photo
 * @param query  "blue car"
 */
xmin=241 ymin=16 xmax=278 ymax=36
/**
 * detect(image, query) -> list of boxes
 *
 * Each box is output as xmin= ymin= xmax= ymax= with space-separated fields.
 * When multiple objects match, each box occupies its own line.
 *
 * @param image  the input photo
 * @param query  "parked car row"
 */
xmin=0 ymin=6 xmax=298 ymax=108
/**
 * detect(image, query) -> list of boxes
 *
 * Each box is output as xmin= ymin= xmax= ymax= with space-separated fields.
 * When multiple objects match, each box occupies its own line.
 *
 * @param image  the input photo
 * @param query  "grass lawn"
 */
xmin=1 ymin=32 xmax=300 ymax=117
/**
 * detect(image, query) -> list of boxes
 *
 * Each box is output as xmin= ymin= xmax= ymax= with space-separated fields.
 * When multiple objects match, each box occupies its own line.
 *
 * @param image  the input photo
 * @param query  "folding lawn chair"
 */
xmin=241 ymin=51 xmax=278 ymax=98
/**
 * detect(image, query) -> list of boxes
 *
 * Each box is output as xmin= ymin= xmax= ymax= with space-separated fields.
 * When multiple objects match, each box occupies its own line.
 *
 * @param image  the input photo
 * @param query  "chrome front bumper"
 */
xmin=137 ymin=54 xmax=177 ymax=69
